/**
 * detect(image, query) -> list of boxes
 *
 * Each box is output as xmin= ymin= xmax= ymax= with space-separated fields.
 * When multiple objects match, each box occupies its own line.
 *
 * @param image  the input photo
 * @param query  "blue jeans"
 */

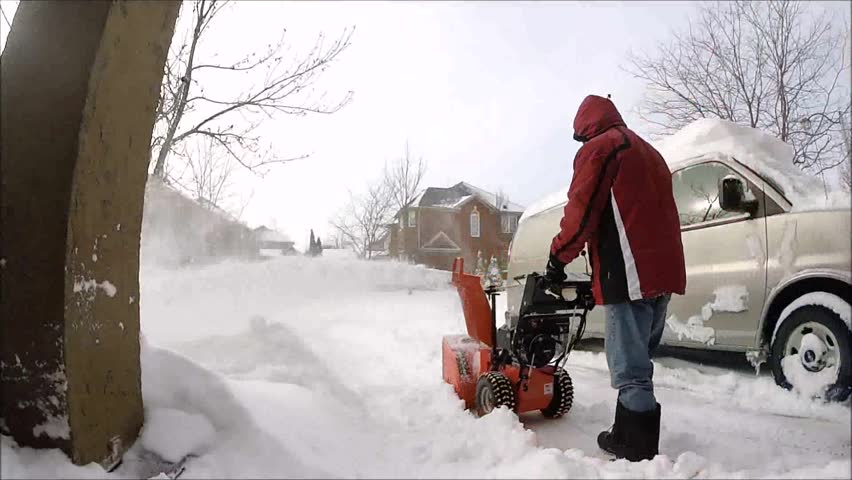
xmin=604 ymin=294 xmax=670 ymax=412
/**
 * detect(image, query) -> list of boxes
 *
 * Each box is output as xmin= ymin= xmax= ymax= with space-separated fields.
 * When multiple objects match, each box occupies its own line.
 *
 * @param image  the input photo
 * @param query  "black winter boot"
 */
xmin=596 ymin=401 xmax=628 ymax=455
xmin=622 ymin=402 xmax=660 ymax=461
xmin=597 ymin=401 xmax=661 ymax=461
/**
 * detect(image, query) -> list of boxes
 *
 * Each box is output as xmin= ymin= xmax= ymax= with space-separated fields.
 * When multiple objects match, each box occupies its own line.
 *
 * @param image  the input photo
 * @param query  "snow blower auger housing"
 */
xmin=442 ymin=257 xmax=594 ymax=418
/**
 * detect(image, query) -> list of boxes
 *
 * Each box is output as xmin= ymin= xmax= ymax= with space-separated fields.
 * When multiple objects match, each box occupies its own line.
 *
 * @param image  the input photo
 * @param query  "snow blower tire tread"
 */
xmin=475 ymin=372 xmax=516 ymax=416
xmin=541 ymin=368 xmax=573 ymax=419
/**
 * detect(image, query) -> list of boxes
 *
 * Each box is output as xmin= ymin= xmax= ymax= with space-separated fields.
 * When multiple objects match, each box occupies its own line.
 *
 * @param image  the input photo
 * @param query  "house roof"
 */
xmin=414 ymin=182 xmax=524 ymax=213
xmin=253 ymin=226 xmax=292 ymax=243
xmin=421 ymin=231 xmax=461 ymax=251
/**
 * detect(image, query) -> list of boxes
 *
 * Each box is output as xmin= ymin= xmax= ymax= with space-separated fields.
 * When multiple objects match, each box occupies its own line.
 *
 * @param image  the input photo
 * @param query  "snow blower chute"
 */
xmin=442 ymin=257 xmax=594 ymax=418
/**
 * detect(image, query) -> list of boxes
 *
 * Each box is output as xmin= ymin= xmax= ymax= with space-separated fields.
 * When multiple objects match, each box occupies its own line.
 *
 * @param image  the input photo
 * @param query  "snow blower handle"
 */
xmin=562 ymin=278 xmax=595 ymax=312
xmin=542 ymin=275 xmax=567 ymax=300
xmin=521 ymin=272 xmax=595 ymax=314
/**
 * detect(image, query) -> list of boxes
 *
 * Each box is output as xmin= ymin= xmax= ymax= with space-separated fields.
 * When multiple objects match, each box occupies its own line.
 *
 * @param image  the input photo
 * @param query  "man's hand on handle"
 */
xmin=545 ymin=253 xmax=568 ymax=285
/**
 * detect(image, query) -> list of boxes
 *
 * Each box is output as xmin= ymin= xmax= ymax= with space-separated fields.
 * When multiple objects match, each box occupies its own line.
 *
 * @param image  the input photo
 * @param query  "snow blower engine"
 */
xmin=442 ymin=257 xmax=594 ymax=418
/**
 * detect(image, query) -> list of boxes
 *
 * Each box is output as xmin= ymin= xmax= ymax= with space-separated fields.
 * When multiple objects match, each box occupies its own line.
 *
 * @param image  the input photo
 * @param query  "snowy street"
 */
xmin=5 ymin=254 xmax=848 ymax=478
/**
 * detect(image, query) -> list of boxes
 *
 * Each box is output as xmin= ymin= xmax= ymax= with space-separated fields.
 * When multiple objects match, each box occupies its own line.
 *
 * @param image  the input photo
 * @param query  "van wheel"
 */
xmin=770 ymin=303 xmax=851 ymax=402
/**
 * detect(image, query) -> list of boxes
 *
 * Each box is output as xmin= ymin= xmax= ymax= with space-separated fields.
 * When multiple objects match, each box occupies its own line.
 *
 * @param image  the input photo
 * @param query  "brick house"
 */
xmin=388 ymin=182 xmax=524 ymax=273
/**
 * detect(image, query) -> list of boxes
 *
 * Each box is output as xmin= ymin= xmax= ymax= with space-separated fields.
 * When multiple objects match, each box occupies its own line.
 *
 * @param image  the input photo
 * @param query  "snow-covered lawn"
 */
xmin=2 ymin=256 xmax=850 ymax=478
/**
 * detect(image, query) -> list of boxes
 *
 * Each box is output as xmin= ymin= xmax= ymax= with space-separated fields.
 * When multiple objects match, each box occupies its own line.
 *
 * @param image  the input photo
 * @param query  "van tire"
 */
xmin=770 ymin=304 xmax=851 ymax=402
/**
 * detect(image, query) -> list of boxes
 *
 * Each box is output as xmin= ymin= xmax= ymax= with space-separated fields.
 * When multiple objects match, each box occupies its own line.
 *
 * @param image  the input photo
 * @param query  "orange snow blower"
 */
xmin=442 ymin=257 xmax=594 ymax=418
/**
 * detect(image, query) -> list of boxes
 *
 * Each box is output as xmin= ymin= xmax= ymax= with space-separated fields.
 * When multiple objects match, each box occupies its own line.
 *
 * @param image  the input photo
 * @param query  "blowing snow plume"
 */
xmin=140 ymin=179 xmax=258 ymax=268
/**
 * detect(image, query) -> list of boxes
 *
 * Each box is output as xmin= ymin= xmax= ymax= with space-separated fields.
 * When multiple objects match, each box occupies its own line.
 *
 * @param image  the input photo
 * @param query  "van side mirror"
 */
xmin=719 ymin=176 xmax=758 ymax=215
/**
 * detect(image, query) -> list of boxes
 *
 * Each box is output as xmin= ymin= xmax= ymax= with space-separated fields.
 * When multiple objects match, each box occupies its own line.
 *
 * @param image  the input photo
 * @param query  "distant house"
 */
xmin=388 ymin=182 xmax=524 ymax=272
xmin=254 ymin=226 xmax=297 ymax=256
xmin=142 ymin=178 xmax=258 ymax=266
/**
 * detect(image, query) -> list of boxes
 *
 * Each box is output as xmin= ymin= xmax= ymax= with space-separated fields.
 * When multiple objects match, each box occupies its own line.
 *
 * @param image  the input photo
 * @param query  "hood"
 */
xmin=572 ymin=95 xmax=625 ymax=142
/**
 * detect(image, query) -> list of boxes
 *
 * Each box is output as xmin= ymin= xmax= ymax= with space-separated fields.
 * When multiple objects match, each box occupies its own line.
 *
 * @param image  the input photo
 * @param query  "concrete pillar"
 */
xmin=1 ymin=0 xmax=179 ymax=468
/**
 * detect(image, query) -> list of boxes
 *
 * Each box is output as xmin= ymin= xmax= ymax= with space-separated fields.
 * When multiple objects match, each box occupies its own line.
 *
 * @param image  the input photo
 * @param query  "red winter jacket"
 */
xmin=550 ymin=95 xmax=686 ymax=305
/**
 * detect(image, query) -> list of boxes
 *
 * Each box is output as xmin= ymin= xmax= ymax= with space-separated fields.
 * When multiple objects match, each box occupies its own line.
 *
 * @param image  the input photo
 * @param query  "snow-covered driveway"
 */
xmin=3 ymin=255 xmax=849 ymax=478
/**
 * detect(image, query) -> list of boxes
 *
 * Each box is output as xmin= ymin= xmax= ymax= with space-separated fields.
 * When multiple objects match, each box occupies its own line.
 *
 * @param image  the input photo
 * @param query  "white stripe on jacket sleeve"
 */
xmin=610 ymin=191 xmax=643 ymax=301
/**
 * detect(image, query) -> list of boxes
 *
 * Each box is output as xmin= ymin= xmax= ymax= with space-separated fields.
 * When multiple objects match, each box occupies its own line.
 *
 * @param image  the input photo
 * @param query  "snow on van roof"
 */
xmin=520 ymin=119 xmax=848 ymax=222
xmin=654 ymin=118 xmax=847 ymax=211
xmin=519 ymin=186 xmax=568 ymax=223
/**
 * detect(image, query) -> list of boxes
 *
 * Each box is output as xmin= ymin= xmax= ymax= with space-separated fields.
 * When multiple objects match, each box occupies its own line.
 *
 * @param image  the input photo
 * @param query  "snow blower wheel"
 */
xmin=475 ymin=372 xmax=516 ymax=416
xmin=541 ymin=368 xmax=574 ymax=418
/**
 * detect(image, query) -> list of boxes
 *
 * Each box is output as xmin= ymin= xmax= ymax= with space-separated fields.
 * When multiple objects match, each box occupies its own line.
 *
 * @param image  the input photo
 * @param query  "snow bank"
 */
xmin=139 ymin=341 xmax=328 ymax=478
xmin=1 ymin=436 xmax=113 ymax=479
xmin=139 ymin=408 xmax=215 ymax=463
xmin=3 ymin=256 xmax=849 ymax=479
xmin=655 ymin=118 xmax=849 ymax=211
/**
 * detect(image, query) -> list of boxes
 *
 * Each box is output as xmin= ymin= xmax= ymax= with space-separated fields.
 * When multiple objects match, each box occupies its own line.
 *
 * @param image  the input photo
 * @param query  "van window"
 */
xmin=671 ymin=162 xmax=749 ymax=227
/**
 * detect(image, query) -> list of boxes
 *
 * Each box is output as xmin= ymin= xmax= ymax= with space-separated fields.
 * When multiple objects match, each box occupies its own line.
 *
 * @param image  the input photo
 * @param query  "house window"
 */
xmin=470 ymin=209 xmax=480 ymax=238
xmin=501 ymin=214 xmax=518 ymax=233
xmin=408 ymin=209 xmax=416 ymax=228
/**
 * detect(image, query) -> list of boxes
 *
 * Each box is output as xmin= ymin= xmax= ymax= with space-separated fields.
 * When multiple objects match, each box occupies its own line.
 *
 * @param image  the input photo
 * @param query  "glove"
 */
xmin=544 ymin=253 xmax=567 ymax=285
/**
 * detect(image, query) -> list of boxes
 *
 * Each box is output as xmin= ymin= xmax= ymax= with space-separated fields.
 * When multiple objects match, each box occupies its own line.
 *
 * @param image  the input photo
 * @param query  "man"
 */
xmin=545 ymin=94 xmax=686 ymax=462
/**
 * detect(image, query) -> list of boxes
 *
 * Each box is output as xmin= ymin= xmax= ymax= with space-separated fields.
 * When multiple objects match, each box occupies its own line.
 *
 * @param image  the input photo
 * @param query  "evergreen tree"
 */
xmin=316 ymin=237 xmax=323 ymax=256
xmin=484 ymin=255 xmax=504 ymax=289
xmin=308 ymin=229 xmax=317 ymax=257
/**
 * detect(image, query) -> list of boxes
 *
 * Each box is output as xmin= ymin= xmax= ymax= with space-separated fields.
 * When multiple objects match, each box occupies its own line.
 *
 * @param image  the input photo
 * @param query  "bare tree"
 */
xmin=158 ymin=135 xmax=255 ymax=219
xmin=331 ymin=181 xmax=395 ymax=260
xmin=384 ymin=141 xmax=427 ymax=212
xmin=185 ymin=135 xmax=235 ymax=207
xmin=328 ymin=228 xmax=348 ymax=250
xmin=494 ymin=189 xmax=510 ymax=211
xmin=691 ymin=184 xmax=729 ymax=224
xmin=625 ymin=0 xmax=851 ymax=174
xmin=841 ymin=115 xmax=852 ymax=192
xmin=0 ymin=1 xmax=14 ymax=30
xmin=151 ymin=0 xmax=354 ymax=180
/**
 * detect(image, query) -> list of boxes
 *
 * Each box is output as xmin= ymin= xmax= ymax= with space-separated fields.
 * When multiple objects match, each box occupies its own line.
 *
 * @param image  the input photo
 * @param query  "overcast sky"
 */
xmin=2 ymin=1 xmax=848 ymax=249
xmin=211 ymin=0 xmax=702 ymax=248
